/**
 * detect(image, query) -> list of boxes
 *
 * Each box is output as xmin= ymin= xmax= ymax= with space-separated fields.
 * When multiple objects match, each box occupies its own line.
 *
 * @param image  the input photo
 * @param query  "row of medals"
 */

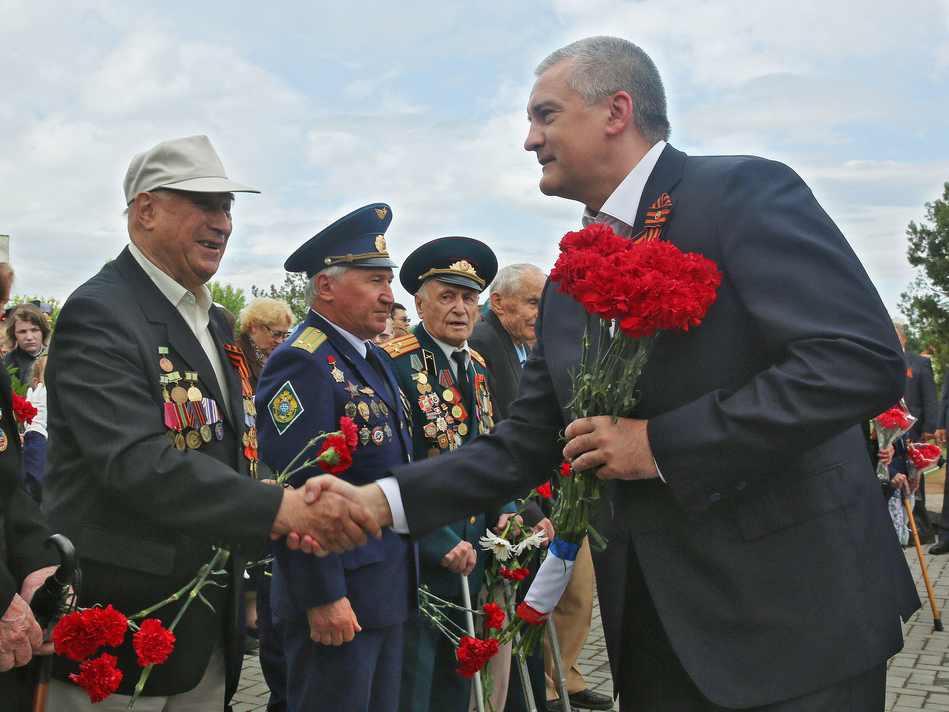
xmin=414 ymin=367 xmax=468 ymax=458
xmin=332 ymin=361 xmax=394 ymax=446
xmin=159 ymin=353 xmax=223 ymax=451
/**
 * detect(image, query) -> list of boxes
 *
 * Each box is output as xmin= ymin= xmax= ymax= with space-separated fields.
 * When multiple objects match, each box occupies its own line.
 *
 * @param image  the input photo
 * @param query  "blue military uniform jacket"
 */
xmin=381 ymin=323 xmax=511 ymax=599
xmin=256 ymin=309 xmax=414 ymax=629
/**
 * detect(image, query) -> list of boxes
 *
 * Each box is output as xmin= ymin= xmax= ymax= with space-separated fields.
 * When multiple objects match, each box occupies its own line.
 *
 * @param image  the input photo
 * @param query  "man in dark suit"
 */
xmin=0 ymin=263 xmax=61 ymax=709
xmin=42 ymin=136 xmax=379 ymax=710
xmin=298 ymin=38 xmax=920 ymax=711
xmin=256 ymin=204 xmax=415 ymax=712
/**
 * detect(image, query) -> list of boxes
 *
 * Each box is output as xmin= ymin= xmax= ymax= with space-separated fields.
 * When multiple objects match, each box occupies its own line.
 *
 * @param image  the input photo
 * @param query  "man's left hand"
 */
xmin=563 ymin=416 xmax=659 ymax=480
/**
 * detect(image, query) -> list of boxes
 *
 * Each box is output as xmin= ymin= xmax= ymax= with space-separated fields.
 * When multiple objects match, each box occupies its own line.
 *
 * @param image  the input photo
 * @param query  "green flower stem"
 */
xmin=127 ymin=547 xmax=230 ymax=708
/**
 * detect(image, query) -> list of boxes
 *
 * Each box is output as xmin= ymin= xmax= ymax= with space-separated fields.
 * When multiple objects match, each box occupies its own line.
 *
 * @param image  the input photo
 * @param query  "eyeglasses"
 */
xmin=264 ymin=324 xmax=292 ymax=340
xmin=394 ymin=315 xmax=411 ymax=324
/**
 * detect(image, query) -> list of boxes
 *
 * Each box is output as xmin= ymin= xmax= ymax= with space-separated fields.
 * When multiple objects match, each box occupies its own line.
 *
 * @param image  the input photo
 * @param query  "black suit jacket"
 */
xmin=469 ymin=311 xmax=523 ymax=422
xmin=393 ymin=145 xmax=920 ymax=707
xmin=42 ymin=247 xmax=284 ymax=698
xmin=903 ymin=351 xmax=937 ymax=439
xmin=0 ymin=366 xmax=58 ymax=704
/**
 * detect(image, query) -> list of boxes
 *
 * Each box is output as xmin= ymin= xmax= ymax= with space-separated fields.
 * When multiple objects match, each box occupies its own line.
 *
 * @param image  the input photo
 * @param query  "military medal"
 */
xmin=215 ymin=422 xmax=224 ymax=440
xmin=359 ymin=426 xmax=371 ymax=446
xmin=186 ymin=430 xmax=202 ymax=449
xmin=370 ymin=401 xmax=380 ymax=418
xmin=346 ymin=381 xmax=361 ymax=398
xmin=427 ymin=447 xmax=440 ymax=458
xmin=457 ymin=422 xmax=468 ymax=436
xmin=175 ymin=432 xmax=186 ymax=451
xmin=171 ymin=386 xmax=188 ymax=404
xmin=188 ymin=386 xmax=202 ymax=402
xmin=437 ymin=433 xmax=450 ymax=449
xmin=371 ymin=426 xmax=385 ymax=445
xmin=327 ymin=356 xmax=345 ymax=383
xmin=0 ymin=429 xmax=7 ymax=452
xmin=358 ymin=402 xmax=371 ymax=421
xmin=443 ymin=389 xmax=454 ymax=403
xmin=345 ymin=402 xmax=358 ymax=419
xmin=384 ymin=423 xmax=393 ymax=441
xmin=424 ymin=423 xmax=437 ymax=438
xmin=451 ymin=405 xmax=463 ymax=419
xmin=158 ymin=346 xmax=173 ymax=373
xmin=200 ymin=424 xmax=213 ymax=443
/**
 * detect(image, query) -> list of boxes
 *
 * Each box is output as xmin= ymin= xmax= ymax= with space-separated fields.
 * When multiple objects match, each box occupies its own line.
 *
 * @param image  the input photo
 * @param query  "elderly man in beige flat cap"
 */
xmin=42 ymin=135 xmax=380 ymax=710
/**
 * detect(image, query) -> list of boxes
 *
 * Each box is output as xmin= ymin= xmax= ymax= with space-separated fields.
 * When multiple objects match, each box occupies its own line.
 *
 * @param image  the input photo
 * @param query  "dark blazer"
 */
xmin=42 ymin=247 xmax=284 ymax=698
xmin=256 ymin=309 xmax=414 ymax=630
xmin=0 ymin=366 xmax=58 ymax=705
xmin=392 ymin=145 xmax=920 ymax=708
xmin=903 ymin=351 xmax=937 ymax=439
xmin=469 ymin=311 xmax=522 ymax=422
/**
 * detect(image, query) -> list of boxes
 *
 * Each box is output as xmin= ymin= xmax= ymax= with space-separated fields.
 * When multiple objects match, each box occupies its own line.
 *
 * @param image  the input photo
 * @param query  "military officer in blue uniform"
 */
xmin=256 ymin=204 xmax=415 ymax=712
xmin=380 ymin=237 xmax=512 ymax=712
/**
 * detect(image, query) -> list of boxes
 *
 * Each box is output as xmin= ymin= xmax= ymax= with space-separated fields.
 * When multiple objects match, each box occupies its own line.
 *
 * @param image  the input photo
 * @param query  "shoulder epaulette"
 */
xmin=381 ymin=333 xmax=420 ymax=358
xmin=290 ymin=327 xmax=326 ymax=353
xmin=468 ymin=347 xmax=486 ymax=368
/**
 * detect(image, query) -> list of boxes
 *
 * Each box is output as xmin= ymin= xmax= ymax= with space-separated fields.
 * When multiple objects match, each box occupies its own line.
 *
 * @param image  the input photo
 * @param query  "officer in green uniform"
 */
xmin=380 ymin=237 xmax=512 ymax=712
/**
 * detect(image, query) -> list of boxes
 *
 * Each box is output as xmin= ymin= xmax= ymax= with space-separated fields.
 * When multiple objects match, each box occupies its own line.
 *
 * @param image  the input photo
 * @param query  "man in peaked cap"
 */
xmin=42 ymin=136 xmax=379 ymax=710
xmin=256 ymin=203 xmax=415 ymax=712
xmin=379 ymin=237 xmax=517 ymax=712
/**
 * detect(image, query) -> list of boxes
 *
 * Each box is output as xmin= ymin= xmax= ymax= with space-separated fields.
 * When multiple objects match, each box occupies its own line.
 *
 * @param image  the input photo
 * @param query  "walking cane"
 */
xmin=902 ymin=489 xmax=943 ymax=631
xmin=500 ymin=580 xmax=537 ymax=712
xmin=29 ymin=534 xmax=78 ymax=712
xmin=545 ymin=616 xmax=571 ymax=709
xmin=461 ymin=573 xmax=486 ymax=712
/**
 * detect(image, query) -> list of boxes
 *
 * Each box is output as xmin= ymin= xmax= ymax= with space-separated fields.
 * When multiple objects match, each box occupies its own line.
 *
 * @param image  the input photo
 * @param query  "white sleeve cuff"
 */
xmin=375 ymin=476 xmax=409 ymax=534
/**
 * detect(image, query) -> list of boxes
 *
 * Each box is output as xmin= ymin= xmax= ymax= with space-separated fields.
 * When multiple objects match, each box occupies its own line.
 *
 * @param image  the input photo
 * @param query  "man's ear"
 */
xmin=605 ymin=91 xmax=635 ymax=136
xmin=315 ymin=272 xmax=336 ymax=302
xmin=133 ymin=192 xmax=159 ymax=230
xmin=414 ymin=291 xmax=426 ymax=321
xmin=489 ymin=291 xmax=504 ymax=315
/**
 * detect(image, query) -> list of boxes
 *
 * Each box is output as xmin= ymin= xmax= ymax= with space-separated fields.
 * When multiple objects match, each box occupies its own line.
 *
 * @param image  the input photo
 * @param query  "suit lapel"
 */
xmin=632 ymin=144 xmax=686 ymax=235
xmin=487 ymin=311 xmax=522 ymax=377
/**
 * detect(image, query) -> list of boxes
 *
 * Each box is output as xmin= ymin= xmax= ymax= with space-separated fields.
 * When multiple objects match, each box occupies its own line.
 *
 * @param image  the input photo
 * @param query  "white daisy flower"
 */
xmin=514 ymin=530 xmax=548 ymax=555
xmin=479 ymin=531 xmax=513 ymax=561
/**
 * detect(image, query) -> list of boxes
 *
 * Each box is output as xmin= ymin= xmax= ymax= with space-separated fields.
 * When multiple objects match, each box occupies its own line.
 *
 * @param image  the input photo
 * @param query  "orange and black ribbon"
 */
xmin=631 ymin=193 xmax=672 ymax=243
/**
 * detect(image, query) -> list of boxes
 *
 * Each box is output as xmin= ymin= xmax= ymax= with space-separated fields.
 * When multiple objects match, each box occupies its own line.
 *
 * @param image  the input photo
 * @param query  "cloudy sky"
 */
xmin=2 ymin=0 xmax=948 ymax=317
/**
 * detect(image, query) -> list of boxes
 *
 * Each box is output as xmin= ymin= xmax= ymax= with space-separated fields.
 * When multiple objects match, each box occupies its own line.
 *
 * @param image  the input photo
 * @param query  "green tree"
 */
xmin=208 ymin=281 xmax=246 ymax=323
xmin=252 ymin=272 xmax=309 ymax=324
xmin=901 ymin=181 xmax=949 ymax=384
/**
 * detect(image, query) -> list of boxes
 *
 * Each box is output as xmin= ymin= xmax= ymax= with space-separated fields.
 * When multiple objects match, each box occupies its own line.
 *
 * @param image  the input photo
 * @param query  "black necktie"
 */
xmin=452 ymin=350 xmax=470 ymax=404
xmin=364 ymin=344 xmax=393 ymax=400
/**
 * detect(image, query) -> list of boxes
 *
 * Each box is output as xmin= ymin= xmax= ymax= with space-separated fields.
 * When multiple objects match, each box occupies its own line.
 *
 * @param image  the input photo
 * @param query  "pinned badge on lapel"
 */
xmin=268 ymin=381 xmax=304 ymax=435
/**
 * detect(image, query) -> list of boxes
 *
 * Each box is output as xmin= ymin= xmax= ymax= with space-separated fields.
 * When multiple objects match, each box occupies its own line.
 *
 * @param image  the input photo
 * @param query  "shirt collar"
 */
xmin=128 ymin=241 xmax=213 ymax=312
xmin=582 ymin=140 xmax=667 ymax=231
xmin=313 ymin=309 xmax=368 ymax=357
xmin=424 ymin=325 xmax=469 ymax=369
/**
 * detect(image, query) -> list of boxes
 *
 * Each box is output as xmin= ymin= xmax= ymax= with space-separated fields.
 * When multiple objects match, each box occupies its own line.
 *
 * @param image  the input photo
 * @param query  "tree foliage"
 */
xmin=9 ymin=295 xmax=62 ymax=329
xmin=251 ymin=272 xmax=309 ymax=324
xmin=901 ymin=181 xmax=949 ymax=383
xmin=208 ymin=281 xmax=246 ymax=323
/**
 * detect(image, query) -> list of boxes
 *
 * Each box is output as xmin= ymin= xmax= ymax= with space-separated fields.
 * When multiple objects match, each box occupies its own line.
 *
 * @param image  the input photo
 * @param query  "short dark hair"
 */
xmin=391 ymin=303 xmax=406 ymax=316
xmin=6 ymin=303 xmax=51 ymax=345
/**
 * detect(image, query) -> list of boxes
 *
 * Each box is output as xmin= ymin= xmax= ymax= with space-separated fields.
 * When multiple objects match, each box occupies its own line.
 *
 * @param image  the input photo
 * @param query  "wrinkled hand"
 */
xmin=891 ymin=473 xmax=908 ymax=491
xmin=878 ymin=445 xmax=895 ymax=466
xmin=921 ymin=432 xmax=935 ymax=443
xmin=534 ymin=517 xmax=554 ymax=546
xmin=563 ymin=416 xmax=658 ymax=480
xmin=287 ymin=480 xmax=394 ymax=554
xmin=441 ymin=541 xmax=476 ymax=575
xmin=307 ymin=597 xmax=360 ymax=646
xmin=936 ymin=429 xmax=946 ymax=445
xmin=272 ymin=477 xmax=381 ymax=556
xmin=493 ymin=513 xmax=522 ymax=537
xmin=20 ymin=566 xmax=59 ymax=655
xmin=0 ymin=594 xmax=44 ymax=671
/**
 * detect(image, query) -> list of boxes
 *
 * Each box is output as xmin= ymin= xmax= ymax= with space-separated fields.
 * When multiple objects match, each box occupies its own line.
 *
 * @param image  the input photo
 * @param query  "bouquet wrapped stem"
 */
xmin=873 ymin=406 xmax=916 ymax=484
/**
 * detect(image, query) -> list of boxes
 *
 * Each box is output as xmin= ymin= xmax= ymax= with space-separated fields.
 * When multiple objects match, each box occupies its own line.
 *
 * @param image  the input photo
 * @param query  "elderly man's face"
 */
xmin=416 ymin=280 xmax=480 ymax=349
xmin=139 ymin=190 xmax=234 ymax=292
xmin=321 ymin=268 xmax=394 ymax=341
xmin=493 ymin=270 xmax=545 ymax=346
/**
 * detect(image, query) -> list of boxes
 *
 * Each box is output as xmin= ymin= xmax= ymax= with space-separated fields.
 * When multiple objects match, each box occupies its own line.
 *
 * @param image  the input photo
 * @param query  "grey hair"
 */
xmin=487 ymin=264 xmax=544 ymax=303
xmin=536 ymin=36 xmax=670 ymax=144
xmin=304 ymin=265 xmax=350 ymax=305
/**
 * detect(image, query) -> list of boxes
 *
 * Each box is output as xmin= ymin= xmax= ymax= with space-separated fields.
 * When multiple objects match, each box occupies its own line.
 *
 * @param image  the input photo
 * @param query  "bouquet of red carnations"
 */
xmin=905 ymin=442 xmax=942 ymax=493
xmin=503 ymin=207 xmax=722 ymax=657
xmin=873 ymin=406 xmax=917 ymax=484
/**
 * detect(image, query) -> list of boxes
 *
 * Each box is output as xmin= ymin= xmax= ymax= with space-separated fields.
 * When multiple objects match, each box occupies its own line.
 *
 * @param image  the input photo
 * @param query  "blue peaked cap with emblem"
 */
xmin=285 ymin=203 xmax=398 ymax=278
xmin=400 ymin=236 xmax=498 ymax=295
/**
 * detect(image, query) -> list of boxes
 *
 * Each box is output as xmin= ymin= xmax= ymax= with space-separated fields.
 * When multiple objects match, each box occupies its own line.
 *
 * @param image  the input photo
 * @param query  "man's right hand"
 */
xmin=271 ymin=478 xmax=382 ymax=555
xmin=0 ymin=594 xmax=44 ymax=672
xmin=286 ymin=478 xmax=394 ymax=554
xmin=440 ymin=540 xmax=476 ymax=574
xmin=307 ymin=597 xmax=360 ymax=646
xmin=937 ymin=429 xmax=946 ymax=444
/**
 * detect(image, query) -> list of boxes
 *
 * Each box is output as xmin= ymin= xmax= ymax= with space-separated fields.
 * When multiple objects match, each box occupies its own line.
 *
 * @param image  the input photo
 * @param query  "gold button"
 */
xmin=469 ymin=517 xmax=476 ymax=524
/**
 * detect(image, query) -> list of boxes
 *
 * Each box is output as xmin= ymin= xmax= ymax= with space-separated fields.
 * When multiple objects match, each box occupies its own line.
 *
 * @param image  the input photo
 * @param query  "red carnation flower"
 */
xmin=339 ymin=417 xmax=359 ymax=451
xmin=11 ymin=393 xmax=37 ymax=425
xmin=455 ymin=636 xmax=499 ymax=678
xmin=316 ymin=435 xmax=353 ymax=475
xmin=482 ymin=602 xmax=505 ymax=630
xmin=559 ymin=462 xmax=571 ymax=478
xmin=876 ymin=407 xmax=914 ymax=432
xmin=907 ymin=443 xmax=942 ymax=469
xmin=52 ymin=605 xmax=128 ymax=661
xmin=535 ymin=482 xmax=552 ymax=499
xmin=132 ymin=619 xmax=176 ymax=666
xmin=498 ymin=567 xmax=530 ymax=581
xmin=69 ymin=653 xmax=123 ymax=703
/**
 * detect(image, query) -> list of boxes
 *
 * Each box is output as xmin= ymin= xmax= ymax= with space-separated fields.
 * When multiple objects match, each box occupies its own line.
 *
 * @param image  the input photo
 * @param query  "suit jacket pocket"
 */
xmin=340 ymin=537 xmax=385 ymax=571
xmin=77 ymin=526 xmax=176 ymax=576
xmin=732 ymin=463 xmax=858 ymax=541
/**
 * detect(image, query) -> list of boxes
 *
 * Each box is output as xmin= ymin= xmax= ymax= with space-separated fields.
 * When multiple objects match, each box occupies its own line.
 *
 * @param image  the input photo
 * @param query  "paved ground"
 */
xmin=232 ymin=500 xmax=949 ymax=711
